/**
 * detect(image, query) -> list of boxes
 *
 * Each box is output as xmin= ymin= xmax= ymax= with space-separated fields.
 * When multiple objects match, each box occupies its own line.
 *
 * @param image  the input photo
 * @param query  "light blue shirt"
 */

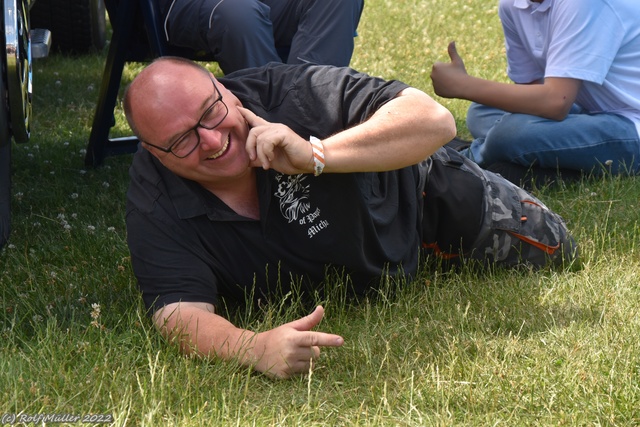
xmin=499 ymin=0 xmax=640 ymax=133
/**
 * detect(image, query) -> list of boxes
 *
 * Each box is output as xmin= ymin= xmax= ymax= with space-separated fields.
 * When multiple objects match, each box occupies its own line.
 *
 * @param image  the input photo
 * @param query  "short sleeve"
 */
xmin=126 ymin=206 xmax=219 ymax=313
xmin=545 ymin=0 xmax=621 ymax=84
xmin=221 ymin=63 xmax=410 ymax=139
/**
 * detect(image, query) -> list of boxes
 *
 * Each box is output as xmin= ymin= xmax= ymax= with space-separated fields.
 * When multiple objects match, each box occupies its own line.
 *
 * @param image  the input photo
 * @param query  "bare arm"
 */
xmin=242 ymin=87 xmax=456 ymax=174
xmin=318 ymin=87 xmax=456 ymax=172
xmin=431 ymin=41 xmax=582 ymax=121
xmin=153 ymin=302 xmax=344 ymax=379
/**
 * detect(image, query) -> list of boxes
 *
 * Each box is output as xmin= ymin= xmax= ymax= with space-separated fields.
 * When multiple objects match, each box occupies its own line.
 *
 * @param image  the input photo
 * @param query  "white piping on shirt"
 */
xmin=208 ymin=0 xmax=225 ymax=29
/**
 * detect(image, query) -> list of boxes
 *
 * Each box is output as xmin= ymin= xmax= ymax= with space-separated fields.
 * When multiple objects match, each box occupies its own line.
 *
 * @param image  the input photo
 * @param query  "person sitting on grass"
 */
xmin=158 ymin=0 xmax=364 ymax=74
xmin=430 ymin=0 xmax=640 ymax=188
xmin=123 ymin=57 xmax=577 ymax=379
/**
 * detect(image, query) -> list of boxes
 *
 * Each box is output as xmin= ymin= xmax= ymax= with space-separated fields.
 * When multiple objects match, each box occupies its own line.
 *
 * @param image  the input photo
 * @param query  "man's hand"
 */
xmin=430 ymin=41 xmax=470 ymax=99
xmin=251 ymin=306 xmax=344 ymax=379
xmin=155 ymin=302 xmax=344 ymax=379
xmin=240 ymin=107 xmax=315 ymax=174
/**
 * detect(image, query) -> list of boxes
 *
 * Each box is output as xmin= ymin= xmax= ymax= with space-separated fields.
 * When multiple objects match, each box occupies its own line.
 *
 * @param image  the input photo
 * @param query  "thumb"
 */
xmin=447 ymin=41 xmax=463 ymax=65
xmin=288 ymin=305 xmax=325 ymax=332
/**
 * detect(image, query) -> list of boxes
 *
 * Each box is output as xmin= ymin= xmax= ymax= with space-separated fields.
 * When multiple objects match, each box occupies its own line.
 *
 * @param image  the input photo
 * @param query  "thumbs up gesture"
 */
xmin=430 ymin=41 xmax=469 ymax=99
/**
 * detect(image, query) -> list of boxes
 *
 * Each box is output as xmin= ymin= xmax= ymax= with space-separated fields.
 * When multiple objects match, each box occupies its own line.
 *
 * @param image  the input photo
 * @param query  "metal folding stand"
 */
xmin=84 ymin=0 xmax=213 ymax=167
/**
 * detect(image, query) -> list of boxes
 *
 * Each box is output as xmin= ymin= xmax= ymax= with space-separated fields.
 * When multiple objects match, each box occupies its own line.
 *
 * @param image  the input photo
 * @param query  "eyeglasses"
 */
xmin=144 ymin=76 xmax=229 ymax=158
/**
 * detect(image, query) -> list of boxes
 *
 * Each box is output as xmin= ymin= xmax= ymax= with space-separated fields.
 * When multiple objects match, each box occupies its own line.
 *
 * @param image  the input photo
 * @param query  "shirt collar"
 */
xmin=513 ymin=0 xmax=552 ymax=13
xmin=155 ymin=153 xmax=269 ymax=221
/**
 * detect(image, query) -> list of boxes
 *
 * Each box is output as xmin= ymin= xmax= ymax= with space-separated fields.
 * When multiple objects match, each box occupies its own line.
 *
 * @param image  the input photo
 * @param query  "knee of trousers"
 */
xmin=211 ymin=0 xmax=272 ymax=30
xmin=477 ymin=114 xmax=541 ymax=163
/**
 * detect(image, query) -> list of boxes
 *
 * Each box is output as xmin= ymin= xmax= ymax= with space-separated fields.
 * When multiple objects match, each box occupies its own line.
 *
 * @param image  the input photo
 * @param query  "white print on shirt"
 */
xmin=274 ymin=173 xmax=330 ymax=238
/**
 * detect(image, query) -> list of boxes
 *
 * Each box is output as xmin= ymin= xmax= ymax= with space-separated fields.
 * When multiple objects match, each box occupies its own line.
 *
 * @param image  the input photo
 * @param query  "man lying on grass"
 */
xmin=123 ymin=57 xmax=577 ymax=378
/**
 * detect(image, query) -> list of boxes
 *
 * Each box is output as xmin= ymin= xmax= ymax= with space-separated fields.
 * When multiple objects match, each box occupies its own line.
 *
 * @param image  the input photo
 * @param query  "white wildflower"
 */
xmin=90 ymin=303 xmax=102 ymax=329
xmin=90 ymin=303 xmax=101 ymax=319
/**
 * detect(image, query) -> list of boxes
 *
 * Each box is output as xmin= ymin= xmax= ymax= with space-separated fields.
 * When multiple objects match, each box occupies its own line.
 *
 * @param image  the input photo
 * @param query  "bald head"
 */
xmin=123 ymin=57 xmax=213 ymax=140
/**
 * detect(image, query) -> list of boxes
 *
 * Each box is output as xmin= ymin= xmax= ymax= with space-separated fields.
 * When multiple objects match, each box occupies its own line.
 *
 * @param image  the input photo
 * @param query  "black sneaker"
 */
xmin=486 ymin=162 xmax=582 ymax=190
xmin=445 ymin=137 xmax=472 ymax=152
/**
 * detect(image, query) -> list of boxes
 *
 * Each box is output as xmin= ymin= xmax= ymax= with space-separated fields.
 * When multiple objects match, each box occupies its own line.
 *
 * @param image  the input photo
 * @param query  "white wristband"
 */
xmin=309 ymin=136 xmax=325 ymax=176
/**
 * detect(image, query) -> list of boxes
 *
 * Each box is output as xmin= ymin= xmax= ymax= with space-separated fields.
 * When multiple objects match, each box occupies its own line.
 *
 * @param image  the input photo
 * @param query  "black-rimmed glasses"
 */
xmin=144 ymin=76 xmax=229 ymax=158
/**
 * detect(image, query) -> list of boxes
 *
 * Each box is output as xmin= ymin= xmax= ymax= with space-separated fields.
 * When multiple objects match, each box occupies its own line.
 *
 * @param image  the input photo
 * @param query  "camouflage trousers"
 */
xmin=421 ymin=146 xmax=578 ymax=268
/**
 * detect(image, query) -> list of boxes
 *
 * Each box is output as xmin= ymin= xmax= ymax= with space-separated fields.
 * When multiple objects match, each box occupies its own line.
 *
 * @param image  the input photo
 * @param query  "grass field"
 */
xmin=1 ymin=0 xmax=639 ymax=425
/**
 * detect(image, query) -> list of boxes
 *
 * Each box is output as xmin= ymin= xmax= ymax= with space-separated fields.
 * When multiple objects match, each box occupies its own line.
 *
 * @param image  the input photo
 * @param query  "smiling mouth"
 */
xmin=206 ymin=135 xmax=230 ymax=160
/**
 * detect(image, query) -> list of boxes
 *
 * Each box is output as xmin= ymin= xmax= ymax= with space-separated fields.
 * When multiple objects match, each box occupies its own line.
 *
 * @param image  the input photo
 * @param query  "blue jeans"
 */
xmin=462 ymin=103 xmax=640 ymax=175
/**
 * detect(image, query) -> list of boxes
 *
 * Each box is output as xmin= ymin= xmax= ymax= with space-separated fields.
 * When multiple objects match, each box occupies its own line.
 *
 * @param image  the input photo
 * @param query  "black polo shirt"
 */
xmin=126 ymin=63 xmax=423 ymax=312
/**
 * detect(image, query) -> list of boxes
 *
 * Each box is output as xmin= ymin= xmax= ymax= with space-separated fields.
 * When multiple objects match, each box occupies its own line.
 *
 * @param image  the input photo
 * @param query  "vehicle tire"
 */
xmin=0 ymin=0 xmax=30 ymax=249
xmin=0 ymin=69 xmax=13 ymax=250
xmin=30 ymin=0 xmax=107 ymax=54
xmin=0 ymin=136 xmax=11 ymax=250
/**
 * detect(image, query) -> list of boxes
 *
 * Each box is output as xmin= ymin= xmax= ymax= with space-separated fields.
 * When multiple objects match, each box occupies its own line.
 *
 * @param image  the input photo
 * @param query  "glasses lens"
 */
xmin=171 ymin=130 xmax=199 ymax=158
xmin=167 ymin=79 xmax=228 ymax=158
xmin=201 ymin=101 xmax=228 ymax=129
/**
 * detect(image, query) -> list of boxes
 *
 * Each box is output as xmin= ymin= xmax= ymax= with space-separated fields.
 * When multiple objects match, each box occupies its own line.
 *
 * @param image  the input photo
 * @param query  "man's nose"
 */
xmin=199 ymin=127 xmax=225 ymax=149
